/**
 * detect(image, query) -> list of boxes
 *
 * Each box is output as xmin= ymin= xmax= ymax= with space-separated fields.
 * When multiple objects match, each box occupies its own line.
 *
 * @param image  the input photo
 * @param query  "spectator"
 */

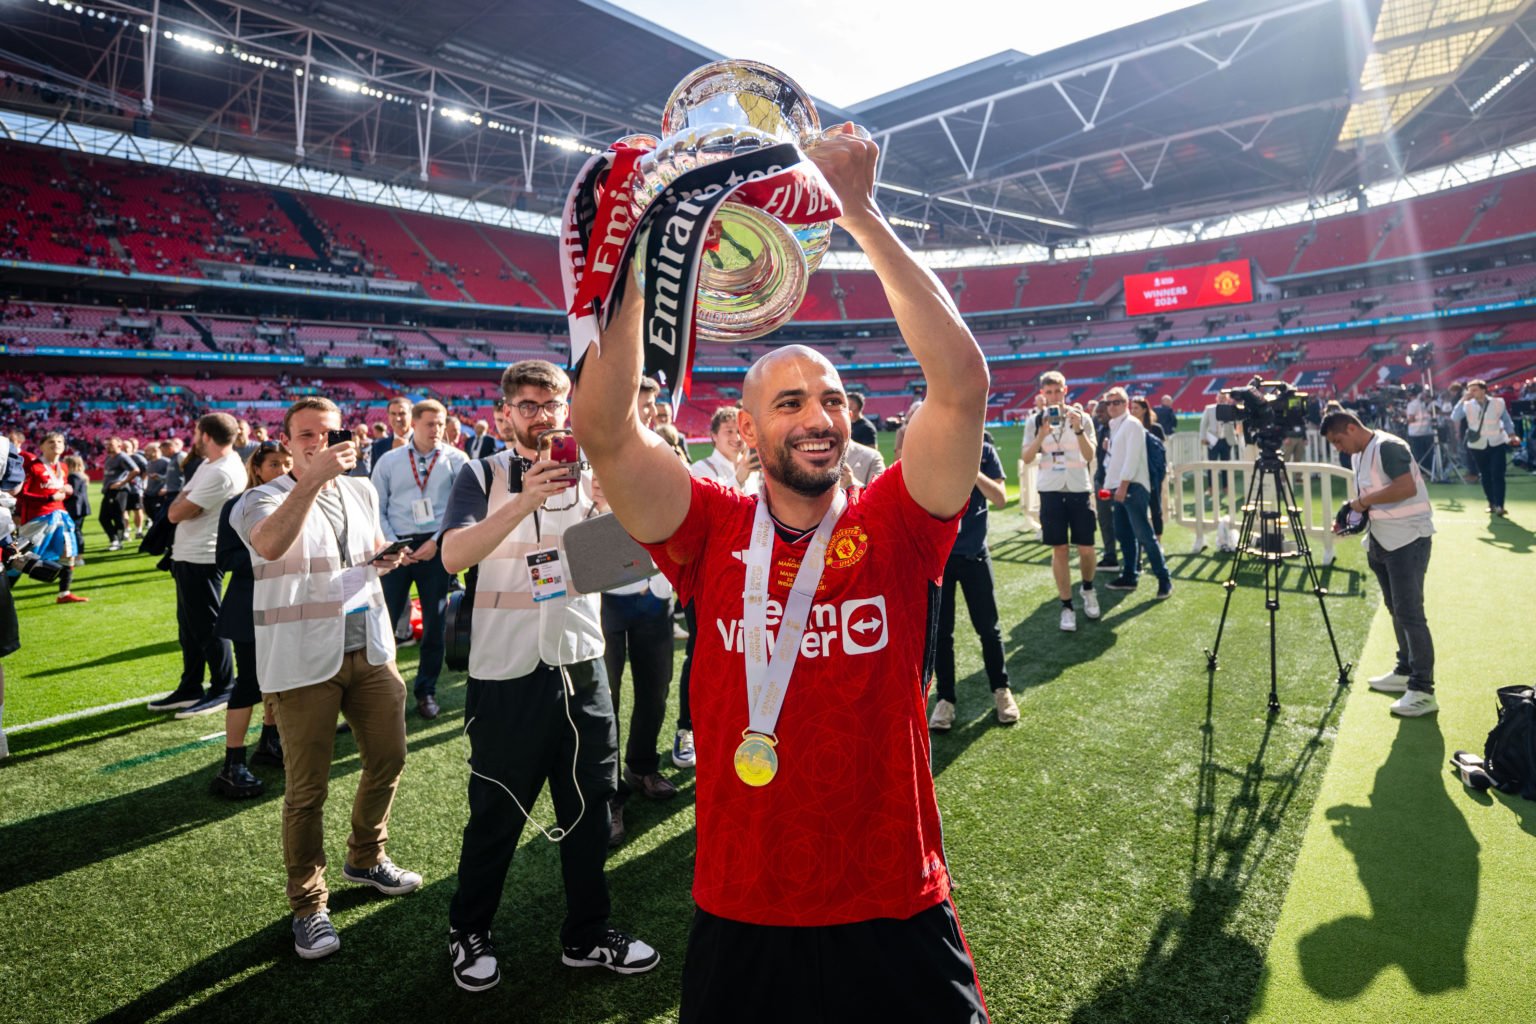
xmin=235 ymin=396 xmax=417 ymax=961
xmin=464 ymin=418 xmax=499 ymax=460
xmin=101 ymin=437 xmax=137 ymax=550
xmin=1103 ymin=387 xmax=1173 ymax=599
xmin=1021 ymin=372 xmax=1099 ymax=631
xmin=142 ymin=441 xmax=170 ymax=522
xmin=847 ymin=389 xmax=879 ymax=447
xmin=371 ymin=396 xmax=413 ymax=469
xmin=370 ymin=398 xmax=467 ymax=719
xmin=1154 ymin=395 xmax=1178 ymax=436
xmin=18 ymin=433 xmax=86 ymax=603
xmin=209 ymin=441 xmax=291 ymax=799
xmin=1130 ymin=397 xmax=1168 ymax=538
xmin=148 ymin=413 xmax=244 ymax=717
xmin=62 ymin=454 xmax=88 ymax=559
xmin=842 ymin=439 xmax=885 ymax=489
xmin=438 ymin=360 xmax=657 ymax=990
xmin=1091 ymin=401 xmax=1118 ymax=571
xmin=927 ymin=433 xmax=1016 ymax=731
xmin=1323 ymin=410 xmax=1438 ymax=716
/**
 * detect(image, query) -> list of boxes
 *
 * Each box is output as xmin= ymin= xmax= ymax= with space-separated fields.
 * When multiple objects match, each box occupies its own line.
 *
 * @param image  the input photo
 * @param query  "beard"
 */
xmin=761 ymin=431 xmax=846 ymax=498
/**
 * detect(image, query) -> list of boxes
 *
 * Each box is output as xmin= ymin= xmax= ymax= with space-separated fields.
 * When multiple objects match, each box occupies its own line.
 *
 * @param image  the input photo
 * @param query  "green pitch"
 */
xmin=2 ymin=436 xmax=1531 ymax=1023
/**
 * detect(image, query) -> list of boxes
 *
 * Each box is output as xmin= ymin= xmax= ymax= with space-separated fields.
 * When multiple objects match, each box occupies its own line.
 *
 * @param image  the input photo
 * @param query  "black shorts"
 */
xmin=1039 ymin=490 xmax=1096 ymax=547
xmin=117 ymin=489 xmax=143 ymax=511
xmin=681 ymin=898 xmax=989 ymax=1023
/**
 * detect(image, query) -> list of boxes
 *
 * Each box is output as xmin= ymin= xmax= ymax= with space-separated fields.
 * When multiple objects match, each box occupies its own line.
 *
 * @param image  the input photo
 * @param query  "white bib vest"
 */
xmin=466 ymin=452 xmax=604 ymax=681
xmin=247 ymin=475 xmax=395 ymax=692
xmin=1464 ymin=396 xmax=1509 ymax=449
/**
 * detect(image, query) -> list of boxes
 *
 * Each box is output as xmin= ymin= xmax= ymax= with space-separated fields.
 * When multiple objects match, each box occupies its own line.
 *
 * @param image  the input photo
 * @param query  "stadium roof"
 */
xmin=2 ymin=0 xmax=1534 ymax=249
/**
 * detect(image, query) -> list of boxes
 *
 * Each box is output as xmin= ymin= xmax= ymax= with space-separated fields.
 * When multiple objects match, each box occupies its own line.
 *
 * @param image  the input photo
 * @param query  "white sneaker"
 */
xmin=0 ymin=727 xmax=8 ymax=760
xmin=1367 ymin=671 xmax=1410 ymax=693
xmin=671 ymin=728 xmax=695 ymax=769
xmin=993 ymin=688 xmax=1020 ymax=724
xmin=928 ymin=698 xmax=956 ymax=732
xmin=107 ymin=540 xmax=122 ymax=552
xmin=1059 ymin=607 xmax=1077 ymax=632
xmin=1390 ymin=691 xmax=1439 ymax=717
xmin=1081 ymin=587 xmax=1101 ymax=620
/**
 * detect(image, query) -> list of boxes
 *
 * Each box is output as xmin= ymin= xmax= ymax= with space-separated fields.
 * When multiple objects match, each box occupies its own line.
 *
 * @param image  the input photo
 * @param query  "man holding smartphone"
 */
xmin=371 ymin=398 xmax=469 ymax=719
xmin=235 ymin=397 xmax=417 ymax=962
xmin=437 ymin=360 xmax=657 ymax=992
xmin=1021 ymin=371 xmax=1100 ymax=631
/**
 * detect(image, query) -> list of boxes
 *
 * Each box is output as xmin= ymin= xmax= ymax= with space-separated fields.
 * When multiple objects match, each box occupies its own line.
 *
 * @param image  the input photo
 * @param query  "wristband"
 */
xmin=1073 ymin=430 xmax=1084 ymax=436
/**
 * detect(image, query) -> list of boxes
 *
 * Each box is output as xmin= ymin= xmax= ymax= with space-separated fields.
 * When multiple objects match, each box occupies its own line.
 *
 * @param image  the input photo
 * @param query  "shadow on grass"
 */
xmin=3 ymin=703 xmax=166 ymax=761
xmin=27 ymin=639 xmax=182 ymax=678
xmin=1480 ymin=515 xmax=1534 ymax=555
xmin=92 ymin=831 xmax=698 ymax=1024
xmin=1298 ymin=717 xmax=1478 ymax=998
xmin=1068 ymin=672 xmax=1349 ymax=1023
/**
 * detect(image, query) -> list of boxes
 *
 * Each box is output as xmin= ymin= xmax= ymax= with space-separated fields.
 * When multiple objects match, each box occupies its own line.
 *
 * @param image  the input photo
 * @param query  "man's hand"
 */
xmin=806 ymin=124 xmax=881 ymax=234
xmin=1115 ymin=483 xmax=1129 ymax=503
xmin=1067 ymin=405 xmax=1085 ymax=431
xmin=403 ymin=537 xmax=437 ymax=565
xmin=511 ymin=459 xmax=577 ymax=516
xmin=372 ymin=549 xmax=406 ymax=575
xmin=308 ymin=442 xmax=357 ymax=483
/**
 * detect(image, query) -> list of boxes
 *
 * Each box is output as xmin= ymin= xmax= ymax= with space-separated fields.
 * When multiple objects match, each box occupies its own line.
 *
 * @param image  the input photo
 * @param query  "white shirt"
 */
xmin=174 ymin=450 xmax=245 ymax=565
xmin=1405 ymin=397 xmax=1433 ymax=437
xmin=1104 ymin=413 xmax=1149 ymax=491
xmin=689 ymin=446 xmax=757 ymax=494
xmin=1029 ymin=411 xmax=1096 ymax=493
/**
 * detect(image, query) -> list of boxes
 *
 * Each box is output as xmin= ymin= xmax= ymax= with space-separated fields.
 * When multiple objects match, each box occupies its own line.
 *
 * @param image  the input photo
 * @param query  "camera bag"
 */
xmin=1483 ymin=685 xmax=1536 ymax=800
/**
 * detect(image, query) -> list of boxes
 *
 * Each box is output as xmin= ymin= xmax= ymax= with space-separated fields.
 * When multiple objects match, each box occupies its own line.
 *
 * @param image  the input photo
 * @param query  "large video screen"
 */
xmin=1123 ymin=259 xmax=1254 ymax=316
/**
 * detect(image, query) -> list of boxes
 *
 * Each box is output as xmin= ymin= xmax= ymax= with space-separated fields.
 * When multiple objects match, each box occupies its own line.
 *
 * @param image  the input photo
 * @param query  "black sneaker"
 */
xmin=1155 ymin=580 xmax=1175 ymax=600
xmin=449 ymin=928 xmax=500 ymax=992
xmin=293 ymin=910 xmax=340 ymax=960
xmin=1105 ymin=577 xmax=1138 ymax=591
xmin=146 ymin=686 xmax=204 ymax=712
xmin=174 ymin=688 xmax=232 ymax=720
xmin=210 ymin=761 xmax=264 ymax=799
xmin=251 ymin=735 xmax=285 ymax=768
xmin=561 ymin=928 xmax=660 ymax=975
xmin=1095 ymin=558 xmax=1120 ymax=570
xmin=342 ymin=856 xmax=422 ymax=896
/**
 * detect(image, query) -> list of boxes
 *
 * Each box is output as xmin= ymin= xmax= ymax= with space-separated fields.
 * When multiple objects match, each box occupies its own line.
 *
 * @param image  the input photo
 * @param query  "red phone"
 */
xmin=541 ymin=429 xmax=580 ymax=488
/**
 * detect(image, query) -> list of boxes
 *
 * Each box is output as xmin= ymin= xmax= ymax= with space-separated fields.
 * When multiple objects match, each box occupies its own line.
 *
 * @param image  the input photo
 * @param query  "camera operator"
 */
xmin=1405 ymin=387 xmax=1435 ymax=474
xmin=1021 ymin=371 xmax=1100 ymax=630
xmin=1103 ymin=387 xmax=1174 ymax=599
xmin=1323 ymin=409 xmax=1438 ymax=717
xmin=1453 ymin=379 xmax=1516 ymax=517
xmin=370 ymin=398 xmax=468 ymax=720
xmin=436 ymin=359 xmax=657 ymax=992
xmin=235 ymin=397 xmax=418 ymax=961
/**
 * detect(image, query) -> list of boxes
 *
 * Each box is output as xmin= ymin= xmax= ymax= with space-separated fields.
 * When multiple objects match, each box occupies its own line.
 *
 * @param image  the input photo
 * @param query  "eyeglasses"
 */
xmin=256 ymin=440 xmax=283 ymax=453
xmin=497 ymin=398 xmax=567 ymax=418
xmin=1105 ymin=398 xmax=1127 ymax=406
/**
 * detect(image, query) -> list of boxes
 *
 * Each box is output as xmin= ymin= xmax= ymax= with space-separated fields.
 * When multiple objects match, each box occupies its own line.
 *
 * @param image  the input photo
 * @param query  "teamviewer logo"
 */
xmin=840 ymin=597 xmax=888 ymax=654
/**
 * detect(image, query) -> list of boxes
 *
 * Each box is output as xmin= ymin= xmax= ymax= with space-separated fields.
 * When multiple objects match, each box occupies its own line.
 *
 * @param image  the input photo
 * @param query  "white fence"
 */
xmin=1164 ymin=458 xmax=1356 ymax=564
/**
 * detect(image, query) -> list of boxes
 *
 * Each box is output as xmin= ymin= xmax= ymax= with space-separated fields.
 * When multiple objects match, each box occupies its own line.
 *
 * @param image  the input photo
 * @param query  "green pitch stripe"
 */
xmin=1251 ymin=483 xmax=1536 ymax=1023
xmin=98 ymin=726 xmax=259 ymax=774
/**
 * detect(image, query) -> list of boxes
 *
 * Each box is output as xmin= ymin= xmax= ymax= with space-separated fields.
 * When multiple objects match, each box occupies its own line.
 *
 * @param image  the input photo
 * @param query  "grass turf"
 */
xmin=1 ymin=432 xmax=1521 ymax=1023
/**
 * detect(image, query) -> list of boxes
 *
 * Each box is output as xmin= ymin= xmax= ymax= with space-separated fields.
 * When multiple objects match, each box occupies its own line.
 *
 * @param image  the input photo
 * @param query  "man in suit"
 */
xmin=842 ymin=440 xmax=885 ymax=489
xmin=371 ymin=397 xmax=413 ymax=469
xmin=464 ymin=419 xmax=500 ymax=460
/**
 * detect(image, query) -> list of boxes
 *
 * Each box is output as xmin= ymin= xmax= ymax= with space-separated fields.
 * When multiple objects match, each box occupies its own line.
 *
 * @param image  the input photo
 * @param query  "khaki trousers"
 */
xmin=270 ymin=651 xmax=407 ymax=916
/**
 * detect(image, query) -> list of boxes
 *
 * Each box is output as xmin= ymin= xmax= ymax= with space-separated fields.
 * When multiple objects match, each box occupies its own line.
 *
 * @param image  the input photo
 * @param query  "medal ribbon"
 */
xmin=741 ymin=488 xmax=847 ymax=740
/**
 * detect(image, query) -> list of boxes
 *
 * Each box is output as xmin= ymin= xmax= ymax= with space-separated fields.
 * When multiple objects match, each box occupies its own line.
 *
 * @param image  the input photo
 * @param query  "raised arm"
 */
xmin=811 ymin=131 xmax=989 ymax=518
xmin=569 ymin=292 xmax=693 ymax=544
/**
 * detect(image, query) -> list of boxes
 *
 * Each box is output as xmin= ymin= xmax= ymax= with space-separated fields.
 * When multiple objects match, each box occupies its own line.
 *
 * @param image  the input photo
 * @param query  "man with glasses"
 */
xmin=437 ymin=360 xmax=656 ymax=992
xmin=1103 ymin=388 xmax=1174 ymax=600
xmin=371 ymin=398 xmax=468 ymax=719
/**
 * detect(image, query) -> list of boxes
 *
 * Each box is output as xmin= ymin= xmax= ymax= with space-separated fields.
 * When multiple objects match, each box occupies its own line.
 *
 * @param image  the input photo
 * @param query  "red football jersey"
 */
xmin=18 ymin=459 xmax=68 ymax=524
xmin=641 ymin=462 xmax=962 ymax=926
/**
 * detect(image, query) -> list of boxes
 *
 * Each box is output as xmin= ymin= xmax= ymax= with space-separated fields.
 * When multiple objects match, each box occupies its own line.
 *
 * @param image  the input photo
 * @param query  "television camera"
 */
xmin=1215 ymin=376 xmax=1308 ymax=450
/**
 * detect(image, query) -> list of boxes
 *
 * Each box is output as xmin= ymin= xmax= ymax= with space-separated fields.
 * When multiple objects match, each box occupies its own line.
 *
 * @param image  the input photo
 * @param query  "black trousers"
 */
xmin=172 ymin=560 xmax=232 ymax=695
xmin=934 ymin=549 xmax=1008 ymax=702
xmin=99 ymin=492 xmax=124 ymax=542
xmin=448 ymin=661 xmax=617 ymax=946
xmin=676 ymin=602 xmax=697 ymax=731
xmin=681 ymin=899 xmax=990 ymax=1023
xmin=602 ymin=592 xmax=673 ymax=780
xmin=379 ymin=538 xmax=452 ymax=697
xmin=1470 ymin=444 xmax=1508 ymax=510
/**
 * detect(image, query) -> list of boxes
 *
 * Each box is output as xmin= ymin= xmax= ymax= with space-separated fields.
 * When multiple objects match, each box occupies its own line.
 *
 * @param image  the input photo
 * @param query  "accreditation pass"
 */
xmin=526 ymin=549 xmax=567 ymax=602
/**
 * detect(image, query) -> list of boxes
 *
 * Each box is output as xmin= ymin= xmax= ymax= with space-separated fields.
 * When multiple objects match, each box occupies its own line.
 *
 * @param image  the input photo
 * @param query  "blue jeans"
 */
xmin=1112 ymin=484 xmax=1170 ymax=587
xmin=380 ymin=542 xmax=452 ymax=698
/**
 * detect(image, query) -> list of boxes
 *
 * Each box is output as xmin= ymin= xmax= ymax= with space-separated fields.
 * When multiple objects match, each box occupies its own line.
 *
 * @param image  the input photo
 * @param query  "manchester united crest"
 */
xmin=825 ymin=526 xmax=870 ymax=570
xmin=1214 ymin=269 xmax=1243 ymax=297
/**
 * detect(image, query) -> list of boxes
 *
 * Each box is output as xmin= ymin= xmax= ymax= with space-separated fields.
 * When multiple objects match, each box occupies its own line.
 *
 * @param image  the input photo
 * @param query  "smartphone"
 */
xmin=1049 ymin=406 xmax=1062 ymax=424
xmin=326 ymin=429 xmax=353 ymax=448
xmin=373 ymin=538 xmax=413 ymax=560
xmin=540 ymin=428 xmax=580 ymax=488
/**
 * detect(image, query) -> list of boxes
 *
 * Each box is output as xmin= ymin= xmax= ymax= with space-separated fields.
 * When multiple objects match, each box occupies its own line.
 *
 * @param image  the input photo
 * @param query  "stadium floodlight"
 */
xmin=441 ymin=107 xmax=484 ymax=126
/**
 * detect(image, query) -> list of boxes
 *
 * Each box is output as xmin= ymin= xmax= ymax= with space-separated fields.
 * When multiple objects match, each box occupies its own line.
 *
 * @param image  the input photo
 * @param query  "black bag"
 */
xmin=1483 ymin=685 xmax=1536 ymax=800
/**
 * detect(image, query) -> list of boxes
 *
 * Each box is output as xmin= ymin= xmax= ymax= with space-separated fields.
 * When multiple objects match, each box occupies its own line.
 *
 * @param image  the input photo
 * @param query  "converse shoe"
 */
xmin=1081 ymin=587 xmax=1101 ymax=620
xmin=1367 ymin=671 xmax=1410 ymax=693
xmin=1390 ymin=691 xmax=1439 ymax=717
xmin=146 ymin=686 xmax=204 ymax=712
xmin=342 ymin=856 xmax=422 ymax=896
xmin=561 ymin=929 xmax=659 ymax=975
xmin=449 ymin=928 xmax=500 ymax=992
xmin=174 ymin=688 xmax=232 ymax=719
xmin=671 ymin=729 xmax=695 ymax=769
xmin=293 ymin=910 xmax=340 ymax=960
xmin=1059 ymin=607 xmax=1077 ymax=632
xmin=210 ymin=761 xmax=264 ymax=799
xmin=928 ymin=698 xmax=956 ymax=732
xmin=994 ymin=688 xmax=1020 ymax=724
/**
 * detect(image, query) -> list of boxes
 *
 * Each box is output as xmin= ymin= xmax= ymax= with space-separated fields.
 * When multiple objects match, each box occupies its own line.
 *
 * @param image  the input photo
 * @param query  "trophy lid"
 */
xmin=660 ymin=60 xmax=821 ymax=145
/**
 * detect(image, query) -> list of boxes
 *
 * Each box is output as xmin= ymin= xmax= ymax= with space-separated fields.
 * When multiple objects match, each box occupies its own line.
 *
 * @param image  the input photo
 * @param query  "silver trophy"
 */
xmin=629 ymin=60 xmax=862 ymax=343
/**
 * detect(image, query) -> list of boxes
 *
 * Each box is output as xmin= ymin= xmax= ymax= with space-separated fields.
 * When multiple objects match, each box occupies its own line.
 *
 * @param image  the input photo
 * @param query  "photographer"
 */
xmin=1405 ymin=388 xmax=1435 ymax=475
xmin=1021 ymin=371 xmax=1100 ymax=631
xmin=235 ymin=397 xmax=418 ymax=961
xmin=1323 ymin=410 xmax=1437 ymax=717
xmin=437 ymin=360 xmax=656 ymax=992
xmin=1453 ymin=379 xmax=1515 ymax=517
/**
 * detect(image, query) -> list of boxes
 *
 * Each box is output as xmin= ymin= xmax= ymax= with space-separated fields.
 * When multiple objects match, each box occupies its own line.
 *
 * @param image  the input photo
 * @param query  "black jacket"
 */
xmin=215 ymin=494 xmax=255 ymax=644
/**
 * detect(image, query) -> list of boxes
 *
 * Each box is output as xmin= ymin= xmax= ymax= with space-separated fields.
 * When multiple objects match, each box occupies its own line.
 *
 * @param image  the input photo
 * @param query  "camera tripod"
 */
xmin=1204 ymin=445 xmax=1351 ymax=714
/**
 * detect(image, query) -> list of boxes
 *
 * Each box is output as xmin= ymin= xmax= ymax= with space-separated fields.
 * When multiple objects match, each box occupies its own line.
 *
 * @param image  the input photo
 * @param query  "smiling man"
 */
xmin=573 ymin=128 xmax=992 ymax=1023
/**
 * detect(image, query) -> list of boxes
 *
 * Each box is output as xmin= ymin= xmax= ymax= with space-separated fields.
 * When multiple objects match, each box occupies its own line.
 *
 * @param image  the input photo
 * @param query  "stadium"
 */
xmin=2 ymin=0 xmax=1534 ymax=1020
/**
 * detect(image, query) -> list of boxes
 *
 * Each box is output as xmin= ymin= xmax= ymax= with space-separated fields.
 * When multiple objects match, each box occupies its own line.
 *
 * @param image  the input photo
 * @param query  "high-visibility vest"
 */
xmin=1356 ymin=430 xmax=1431 ymax=525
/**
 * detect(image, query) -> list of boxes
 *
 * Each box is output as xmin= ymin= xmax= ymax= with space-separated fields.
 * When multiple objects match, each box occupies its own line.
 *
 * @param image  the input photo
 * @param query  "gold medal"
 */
xmin=734 ymin=732 xmax=779 ymax=787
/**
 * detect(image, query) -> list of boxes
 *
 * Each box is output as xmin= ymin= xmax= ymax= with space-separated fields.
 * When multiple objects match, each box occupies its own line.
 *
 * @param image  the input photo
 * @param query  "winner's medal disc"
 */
xmin=734 ymin=732 xmax=779 ymax=787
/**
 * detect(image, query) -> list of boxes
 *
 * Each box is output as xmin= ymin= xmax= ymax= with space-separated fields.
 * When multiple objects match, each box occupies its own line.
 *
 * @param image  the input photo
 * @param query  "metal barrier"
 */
xmin=1165 ymin=458 xmax=1356 ymax=564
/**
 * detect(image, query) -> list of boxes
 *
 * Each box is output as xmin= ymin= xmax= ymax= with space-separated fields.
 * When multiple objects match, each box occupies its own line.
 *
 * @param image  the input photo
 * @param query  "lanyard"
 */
xmin=409 ymin=447 xmax=441 ymax=494
xmin=742 ymin=489 xmax=846 ymax=740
